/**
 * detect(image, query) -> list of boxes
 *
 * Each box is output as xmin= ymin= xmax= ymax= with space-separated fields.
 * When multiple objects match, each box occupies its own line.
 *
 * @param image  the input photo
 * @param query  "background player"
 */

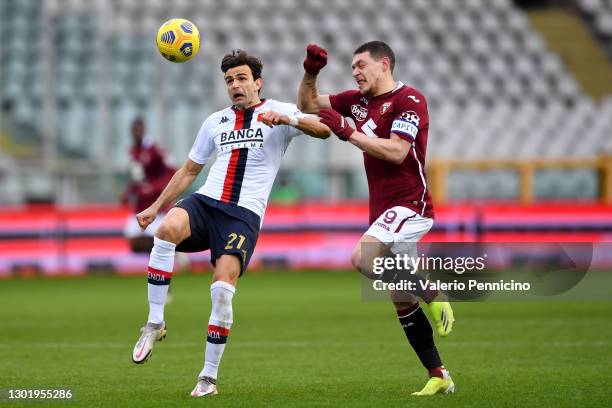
xmin=122 ymin=118 xmax=176 ymax=253
xmin=131 ymin=50 xmax=330 ymax=397
xmin=298 ymin=41 xmax=455 ymax=396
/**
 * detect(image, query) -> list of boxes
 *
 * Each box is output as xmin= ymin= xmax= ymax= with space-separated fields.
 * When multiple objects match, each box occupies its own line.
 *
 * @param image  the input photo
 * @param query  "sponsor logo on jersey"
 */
xmin=380 ymin=102 xmax=392 ymax=115
xmin=351 ymin=104 xmax=368 ymax=122
xmin=220 ymin=128 xmax=264 ymax=151
xmin=360 ymin=96 xmax=369 ymax=105
xmin=374 ymin=221 xmax=390 ymax=231
xmin=408 ymin=95 xmax=420 ymax=103
xmin=219 ymin=116 xmax=230 ymax=124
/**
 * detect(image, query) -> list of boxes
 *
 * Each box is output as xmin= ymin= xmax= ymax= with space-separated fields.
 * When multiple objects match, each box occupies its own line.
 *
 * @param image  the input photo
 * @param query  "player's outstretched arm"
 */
xmin=349 ymin=132 xmax=411 ymax=165
xmin=136 ymin=159 xmax=204 ymax=230
xmin=260 ymin=111 xmax=331 ymax=139
xmin=298 ymin=44 xmax=332 ymax=114
xmin=319 ymin=108 xmax=411 ymax=165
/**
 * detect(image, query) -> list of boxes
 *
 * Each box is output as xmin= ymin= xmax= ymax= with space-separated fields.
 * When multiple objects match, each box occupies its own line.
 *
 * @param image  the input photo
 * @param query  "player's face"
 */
xmin=224 ymin=65 xmax=262 ymax=109
xmin=131 ymin=121 xmax=144 ymax=145
xmin=351 ymin=52 xmax=387 ymax=96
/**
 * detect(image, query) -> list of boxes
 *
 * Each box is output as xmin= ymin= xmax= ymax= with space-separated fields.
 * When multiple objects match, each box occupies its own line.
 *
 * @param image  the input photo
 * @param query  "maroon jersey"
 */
xmin=125 ymin=139 xmax=176 ymax=212
xmin=330 ymin=82 xmax=434 ymax=224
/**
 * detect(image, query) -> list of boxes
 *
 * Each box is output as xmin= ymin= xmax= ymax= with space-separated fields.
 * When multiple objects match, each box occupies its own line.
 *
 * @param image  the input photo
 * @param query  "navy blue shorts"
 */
xmin=175 ymin=194 xmax=261 ymax=276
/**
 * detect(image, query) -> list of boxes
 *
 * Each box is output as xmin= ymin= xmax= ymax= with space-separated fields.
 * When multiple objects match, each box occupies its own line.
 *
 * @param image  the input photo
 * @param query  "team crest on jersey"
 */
xmin=351 ymin=104 xmax=368 ymax=122
xmin=380 ymin=102 xmax=392 ymax=115
xmin=360 ymin=96 xmax=369 ymax=105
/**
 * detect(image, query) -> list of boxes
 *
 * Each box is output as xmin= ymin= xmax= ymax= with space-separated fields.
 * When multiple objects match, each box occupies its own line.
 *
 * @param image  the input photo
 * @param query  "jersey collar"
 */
xmin=232 ymin=99 xmax=267 ymax=112
xmin=365 ymin=82 xmax=404 ymax=103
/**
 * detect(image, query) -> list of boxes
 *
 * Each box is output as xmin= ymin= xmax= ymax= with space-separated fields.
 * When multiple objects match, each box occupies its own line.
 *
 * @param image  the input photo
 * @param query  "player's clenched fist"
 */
xmin=259 ymin=111 xmax=287 ymax=127
xmin=136 ymin=207 xmax=157 ymax=231
xmin=303 ymin=44 xmax=328 ymax=75
xmin=318 ymin=108 xmax=355 ymax=141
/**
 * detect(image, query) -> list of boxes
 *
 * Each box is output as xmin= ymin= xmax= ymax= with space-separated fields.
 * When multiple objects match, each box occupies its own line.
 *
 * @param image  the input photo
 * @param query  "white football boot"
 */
xmin=191 ymin=376 xmax=218 ymax=397
xmin=132 ymin=322 xmax=166 ymax=364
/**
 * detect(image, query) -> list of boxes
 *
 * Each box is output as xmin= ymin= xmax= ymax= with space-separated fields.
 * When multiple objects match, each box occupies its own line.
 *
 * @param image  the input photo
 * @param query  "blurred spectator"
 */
xmin=122 ymin=118 xmax=176 ymax=253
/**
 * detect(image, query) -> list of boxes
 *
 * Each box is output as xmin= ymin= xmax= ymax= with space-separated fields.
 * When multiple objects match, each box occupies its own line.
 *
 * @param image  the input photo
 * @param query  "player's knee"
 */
xmin=351 ymin=248 xmax=378 ymax=280
xmin=155 ymin=211 xmax=189 ymax=244
xmin=213 ymin=255 xmax=241 ymax=286
xmin=350 ymin=247 xmax=363 ymax=272
xmin=154 ymin=221 xmax=181 ymax=244
xmin=393 ymin=299 xmax=419 ymax=312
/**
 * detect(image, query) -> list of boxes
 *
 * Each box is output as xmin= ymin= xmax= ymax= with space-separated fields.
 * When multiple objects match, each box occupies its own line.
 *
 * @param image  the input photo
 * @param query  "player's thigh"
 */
xmin=390 ymin=213 xmax=433 ymax=256
xmin=155 ymin=207 xmax=191 ymax=244
xmin=209 ymin=212 xmax=259 ymax=279
xmin=355 ymin=207 xmax=416 ymax=272
xmin=352 ymin=234 xmax=391 ymax=279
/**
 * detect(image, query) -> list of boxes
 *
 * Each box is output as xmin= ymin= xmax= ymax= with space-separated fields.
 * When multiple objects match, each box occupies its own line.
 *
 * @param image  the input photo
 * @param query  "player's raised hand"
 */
xmin=136 ymin=207 xmax=157 ymax=231
xmin=303 ymin=44 xmax=328 ymax=75
xmin=318 ymin=108 xmax=355 ymax=141
xmin=259 ymin=111 xmax=287 ymax=128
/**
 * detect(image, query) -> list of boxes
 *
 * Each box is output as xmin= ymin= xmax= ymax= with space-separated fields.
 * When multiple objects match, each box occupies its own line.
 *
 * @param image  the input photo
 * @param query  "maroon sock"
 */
xmin=428 ymin=366 xmax=446 ymax=379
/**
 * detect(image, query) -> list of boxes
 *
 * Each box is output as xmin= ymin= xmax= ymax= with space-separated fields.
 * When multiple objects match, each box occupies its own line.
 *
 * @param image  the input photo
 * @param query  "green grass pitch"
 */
xmin=2 ymin=271 xmax=611 ymax=407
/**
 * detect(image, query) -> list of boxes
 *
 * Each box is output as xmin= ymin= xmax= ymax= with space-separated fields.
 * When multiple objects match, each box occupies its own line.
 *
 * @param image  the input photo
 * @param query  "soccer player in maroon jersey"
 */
xmin=122 ymin=118 xmax=176 ymax=253
xmin=298 ymin=41 xmax=456 ymax=396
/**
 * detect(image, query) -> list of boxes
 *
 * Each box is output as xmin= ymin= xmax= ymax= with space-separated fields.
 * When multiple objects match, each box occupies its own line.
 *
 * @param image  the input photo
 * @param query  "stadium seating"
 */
xmin=0 ymin=0 xmax=610 ymax=203
xmin=578 ymin=0 xmax=612 ymax=42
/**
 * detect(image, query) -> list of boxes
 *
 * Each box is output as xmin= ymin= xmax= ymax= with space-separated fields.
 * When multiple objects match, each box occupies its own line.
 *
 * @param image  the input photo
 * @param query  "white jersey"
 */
xmin=188 ymin=99 xmax=305 ymax=219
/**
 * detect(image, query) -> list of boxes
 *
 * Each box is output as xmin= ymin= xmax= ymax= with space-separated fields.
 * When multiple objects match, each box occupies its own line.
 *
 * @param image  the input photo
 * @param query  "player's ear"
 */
xmin=255 ymin=78 xmax=263 ymax=92
xmin=381 ymin=57 xmax=390 ymax=73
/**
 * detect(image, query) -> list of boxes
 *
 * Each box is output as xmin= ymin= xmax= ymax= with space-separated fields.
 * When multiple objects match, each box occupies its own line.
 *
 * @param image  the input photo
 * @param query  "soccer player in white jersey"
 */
xmin=130 ymin=50 xmax=330 ymax=397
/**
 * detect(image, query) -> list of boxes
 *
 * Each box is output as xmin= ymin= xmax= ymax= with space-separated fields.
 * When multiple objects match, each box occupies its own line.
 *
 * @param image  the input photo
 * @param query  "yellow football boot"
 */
xmin=427 ymin=301 xmax=454 ymax=337
xmin=412 ymin=376 xmax=455 ymax=396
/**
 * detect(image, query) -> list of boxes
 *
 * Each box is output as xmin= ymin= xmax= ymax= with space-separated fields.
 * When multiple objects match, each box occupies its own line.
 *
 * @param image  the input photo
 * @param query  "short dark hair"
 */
xmin=221 ymin=49 xmax=263 ymax=80
xmin=354 ymin=41 xmax=395 ymax=73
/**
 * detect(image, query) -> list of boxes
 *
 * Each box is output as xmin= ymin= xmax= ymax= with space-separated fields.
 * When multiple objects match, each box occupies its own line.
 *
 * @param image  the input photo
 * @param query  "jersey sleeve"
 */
xmin=390 ymin=93 xmax=428 ymax=142
xmin=188 ymin=116 xmax=216 ymax=164
xmin=329 ymin=90 xmax=358 ymax=117
xmin=276 ymin=102 xmax=311 ymax=140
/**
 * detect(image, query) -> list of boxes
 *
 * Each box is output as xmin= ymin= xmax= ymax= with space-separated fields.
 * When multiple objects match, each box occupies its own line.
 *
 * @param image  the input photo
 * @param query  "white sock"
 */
xmin=199 ymin=281 xmax=235 ymax=380
xmin=147 ymin=237 xmax=176 ymax=324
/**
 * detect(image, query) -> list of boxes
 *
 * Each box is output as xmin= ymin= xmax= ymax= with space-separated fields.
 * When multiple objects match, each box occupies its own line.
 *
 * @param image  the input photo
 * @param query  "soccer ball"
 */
xmin=156 ymin=18 xmax=200 ymax=63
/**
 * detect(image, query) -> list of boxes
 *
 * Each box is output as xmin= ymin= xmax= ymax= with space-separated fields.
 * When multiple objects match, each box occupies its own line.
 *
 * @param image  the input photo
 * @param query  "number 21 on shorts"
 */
xmin=225 ymin=233 xmax=246 ymax=250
